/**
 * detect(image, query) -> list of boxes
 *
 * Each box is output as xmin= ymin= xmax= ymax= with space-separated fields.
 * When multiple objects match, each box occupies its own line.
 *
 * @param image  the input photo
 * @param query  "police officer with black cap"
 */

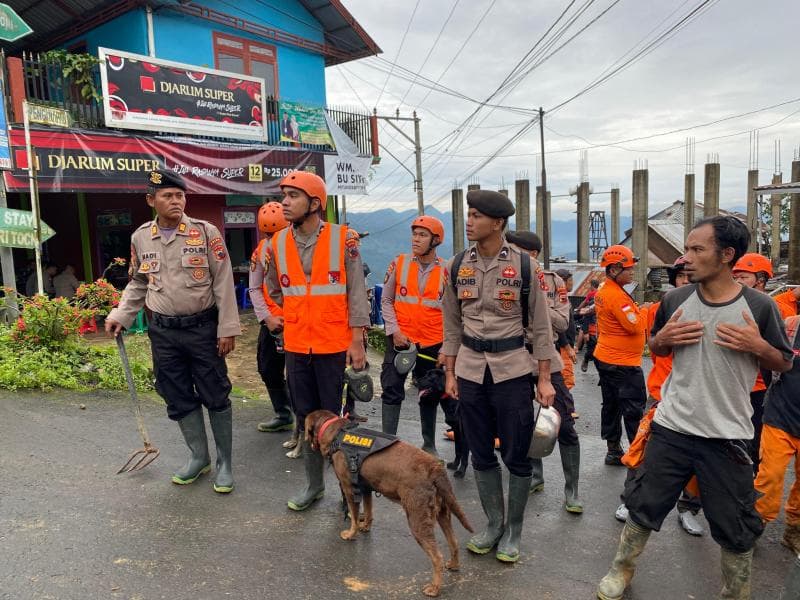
xmin=107 ymin=169 xmax=241 ymax=493
xmin=443 ymin=190 xmax=555 ymax=564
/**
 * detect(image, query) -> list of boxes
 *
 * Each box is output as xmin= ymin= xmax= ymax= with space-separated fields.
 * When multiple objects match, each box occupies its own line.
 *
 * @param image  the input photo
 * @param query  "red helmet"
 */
xmin=733 ymin=253 xmax=773 ymax=278
xmin=600 ymin=245 xmax=638 ymax=268
xmin=411 ymin=215 xmax=445 ymax=243
xmin=279 ymin=171 xmax=327 ymax=210
xmin=258 ymin=201 xmax=288 ymax=234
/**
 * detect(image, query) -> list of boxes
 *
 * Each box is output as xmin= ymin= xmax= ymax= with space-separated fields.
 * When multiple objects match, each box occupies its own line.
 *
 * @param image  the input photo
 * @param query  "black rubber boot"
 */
xmin=467 ymin=467 xmax=505 ymax=555
xmin=596 ymin=519 xmax=651 ymax=600
xmin=560 ymin=442 xmax=583 ymax=513
xmin=419 ymin=402 xmax=439 ymax=458
xmin=172 ymin=408 xmax=211 ymax=485
xmin=382 ymin=403 xmax=401 ymax=435
xmin=496 ymin=473 xmax=532 ymax=563
xmin=208 ymin=407 xmax=234 ymax=493
xmin=257 ymin=386 xmax=294 ymax=432
xmin=605 ymin=441 xmax=624 ymax=466
xmin=529 ymin=458 xmax=544 ymax=494
xmin=447 ymin=421 xmax=468 ymax=478
xmin=287 ymin=440 xmax=325 ymax=511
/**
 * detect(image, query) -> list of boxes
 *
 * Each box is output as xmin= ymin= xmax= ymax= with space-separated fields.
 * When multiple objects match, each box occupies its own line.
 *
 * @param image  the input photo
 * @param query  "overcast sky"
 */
xmin=326 ymin=0 xmax=800 ymax=225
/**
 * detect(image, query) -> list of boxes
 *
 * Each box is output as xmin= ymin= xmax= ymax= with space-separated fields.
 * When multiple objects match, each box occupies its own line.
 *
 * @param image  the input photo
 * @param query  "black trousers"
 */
xmin=458 ymin=368 xmax=533 ymax=477
xmin=532 ymin=371 xmax=578 ymax=446
xmin=380 ymin=337 xmax=442 ymax=406
xmin=749 ymin=389 xmax=766 ymax=473
xmin=256 ymin=324 xmax=286 ymax=390
xmin=625 ymin=422 xmax=764 ymax=553
xmin=148 ymin=319 xmax=232 ymax=421
xmin=285 ymin=351 xmax=346 ymax=430
xmin=595 ymin=359 xmax=646 ymax=445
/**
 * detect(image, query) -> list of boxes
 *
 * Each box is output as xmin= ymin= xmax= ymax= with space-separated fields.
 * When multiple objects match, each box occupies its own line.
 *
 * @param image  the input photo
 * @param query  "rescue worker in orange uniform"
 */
xmin=556 ymin=268 xmax=578 ymax=390
xmin=263 ymin=171 xmax=370 ymax=512
xmin=593 ymin=245 xmax=648 ymax=467
xmin=774 ymin=286 xmax=800 ymax=317
xmin=733 ymin=252 xmax=787 ymax=472
xmin=380 ymin=216 xmax=448 ymax=456
xmin=249 ymin=202 xmax=294 ymax=433
xmin=755 ymin=314 xmax=800 ymax=553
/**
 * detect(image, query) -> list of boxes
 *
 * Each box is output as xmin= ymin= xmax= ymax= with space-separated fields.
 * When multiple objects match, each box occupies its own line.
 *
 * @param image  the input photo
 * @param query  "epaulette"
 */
xmin=136 ymin=221 xmax=153 ymax=231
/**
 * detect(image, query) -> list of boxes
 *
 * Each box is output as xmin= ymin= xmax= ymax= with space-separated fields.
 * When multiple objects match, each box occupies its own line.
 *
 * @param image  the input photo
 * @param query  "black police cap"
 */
xmin=506 ymin=230 xmax=542 ymax=253
xmin=466 ymin=189 xmax=515 ymax=218
xmin=147 ymin=169 xmax=186 ymax=191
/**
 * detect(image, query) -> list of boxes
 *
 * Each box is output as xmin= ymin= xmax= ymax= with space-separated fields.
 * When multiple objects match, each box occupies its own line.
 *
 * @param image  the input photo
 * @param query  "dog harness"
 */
xmin=329 ymin=422 xmax=399 ymax=503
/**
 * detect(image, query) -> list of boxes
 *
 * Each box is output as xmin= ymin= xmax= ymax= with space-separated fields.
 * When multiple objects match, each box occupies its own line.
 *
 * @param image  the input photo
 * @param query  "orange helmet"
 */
xmin=411 ymin=215 xmax=445 ymax=244
xmin=279 ymin=171 xmax=327 ymax=210
xmin=733 ymin=253 xmax=773 ymax=278
xmin=258 ymin=201 xmax=288 ymax=234
xmin=600 ymin=245 xmax=638 ymax=268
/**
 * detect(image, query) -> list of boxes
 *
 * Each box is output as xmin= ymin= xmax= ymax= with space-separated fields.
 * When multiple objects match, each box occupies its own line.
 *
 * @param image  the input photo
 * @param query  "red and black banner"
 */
xmin=99 ymin=48 xmax=267 ymax=141
xmin=3 ymin=127 xmax=322 ymax=195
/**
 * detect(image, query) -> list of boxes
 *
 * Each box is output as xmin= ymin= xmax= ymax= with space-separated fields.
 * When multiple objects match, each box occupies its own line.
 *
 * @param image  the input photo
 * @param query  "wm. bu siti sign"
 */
xmin=98 ymin=48 xmax=267 ymax=142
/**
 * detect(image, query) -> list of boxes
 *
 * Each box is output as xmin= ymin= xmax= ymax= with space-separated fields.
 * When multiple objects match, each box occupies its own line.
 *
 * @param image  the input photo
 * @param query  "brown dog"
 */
xmin=305 ymin=409 xmax=474 ymax=597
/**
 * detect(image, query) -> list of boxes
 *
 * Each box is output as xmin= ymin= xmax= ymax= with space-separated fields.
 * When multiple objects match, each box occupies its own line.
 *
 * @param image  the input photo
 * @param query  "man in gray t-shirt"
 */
xmin=596 ymin=216 xmax=793 ymax=600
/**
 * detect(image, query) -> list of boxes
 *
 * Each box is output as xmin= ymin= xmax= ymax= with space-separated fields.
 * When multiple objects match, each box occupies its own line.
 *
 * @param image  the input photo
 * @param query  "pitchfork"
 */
xmin=115 ymin=334 xmax=159 ymax=474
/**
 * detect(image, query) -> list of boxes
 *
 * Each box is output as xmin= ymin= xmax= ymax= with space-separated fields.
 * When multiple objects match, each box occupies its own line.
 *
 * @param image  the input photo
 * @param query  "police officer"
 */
xmin=106 ymin=169 xmax=241 ymax=493
xmin=593 ymin=245 xmax=647 ymax=467
xmin=249 ymin=201 xmax=293 ymax=433
xmin=380 ymin=216 xmax=447 ymax=455
xmin=263 ymin=171 xmax=370 ymax=512
xmin=555 ymin=268 xmax=578 ymax=390
xmin=443 ymin=190 xmax=555 ymax=564
xmin=506 ymin=231 xmax=583 ymax=514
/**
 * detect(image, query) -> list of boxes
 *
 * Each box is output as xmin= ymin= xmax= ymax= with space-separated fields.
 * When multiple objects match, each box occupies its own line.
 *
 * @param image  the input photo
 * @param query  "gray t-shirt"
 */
xmin=651 ymin=283 xmax=793 ymax=440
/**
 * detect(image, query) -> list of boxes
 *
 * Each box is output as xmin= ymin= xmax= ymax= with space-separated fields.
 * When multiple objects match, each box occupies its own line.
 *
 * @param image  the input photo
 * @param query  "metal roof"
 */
xmin=753 ymin=182 xmax=800 ymax=195
xmin=2 ymin=1 xmax=380 ymax=65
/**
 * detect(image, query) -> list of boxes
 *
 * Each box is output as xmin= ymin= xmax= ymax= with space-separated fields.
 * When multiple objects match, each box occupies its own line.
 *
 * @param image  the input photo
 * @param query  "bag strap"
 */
xmin=450 ymin=249 xmax=466 ymax=292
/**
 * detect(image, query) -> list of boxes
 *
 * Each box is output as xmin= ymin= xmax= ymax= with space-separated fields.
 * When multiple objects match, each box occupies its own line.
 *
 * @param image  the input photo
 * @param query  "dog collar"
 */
xmin=317 ymin=415 xmax=341 ymax=447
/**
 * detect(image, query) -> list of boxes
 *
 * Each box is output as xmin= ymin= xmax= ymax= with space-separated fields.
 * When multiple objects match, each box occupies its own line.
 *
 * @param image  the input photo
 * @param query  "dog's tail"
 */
xmin=433 ymin=468 xmax=474 ymax=533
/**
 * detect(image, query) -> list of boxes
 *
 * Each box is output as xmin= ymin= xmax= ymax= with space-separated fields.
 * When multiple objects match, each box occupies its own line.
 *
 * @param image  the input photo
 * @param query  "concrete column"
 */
xmin=467 ymin=183 xmax=480 ymax=193
xmin=746 ymin=170 xmax=759 ymax=252
xmin=703 ymin=162 xmax=720 ymax=217
xmin=576 ymin=181 xmax=590 ymax=263
xmin=610 ymin=187 xmax=620 ymax=244
xmin=789 ymin=160 xmax=800 ymax=282
xmin=535 ymin=185 xmax=544 ymax=240
xmin=515 ymin=179 xmax=530 ymax=231
xmin=771 ymin=173 xmax=783 ymax=268
xmin=451 ymin=188 xmax=465 ymax=254
xmin=684 ymin=173 xmax=695 ymax=242
xmin=632 ymin=169 xmax=649 ymax=303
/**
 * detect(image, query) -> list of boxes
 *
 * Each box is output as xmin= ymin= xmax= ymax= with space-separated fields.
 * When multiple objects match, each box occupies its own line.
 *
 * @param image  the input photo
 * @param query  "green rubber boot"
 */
xmin=172 ymin=408 xmax=211 ymax=485
xmin=596 ymin=519 xmax=651 ymax=600
xmin=720 ymin=548 xmax=753 ymax=600
xmin=382 ymin=403 xmax=401 ymax=435
xmin=208 ymin=407 xmax=234 ymax=493
xmin=287 ymin=440 xmax=325 ymax=511
xmin=496 ymin=473 xmax=532 ymax=563
xmin=529 ymin=458 xmax=544 ymax=494
xmin=257 ymin=387 xmax=294 ymax=432
xmin=419 ymin=401 xmax=440 ymax=458
xmin=560 ymin=442 xmax=584 ymax=514
xmin=467 ymin=467 xmax=505 ymax=555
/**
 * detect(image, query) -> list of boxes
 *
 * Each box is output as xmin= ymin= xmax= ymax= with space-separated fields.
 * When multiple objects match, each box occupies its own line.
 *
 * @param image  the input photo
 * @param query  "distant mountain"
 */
xmin=346 ymin=208 xmax=632 ymax=280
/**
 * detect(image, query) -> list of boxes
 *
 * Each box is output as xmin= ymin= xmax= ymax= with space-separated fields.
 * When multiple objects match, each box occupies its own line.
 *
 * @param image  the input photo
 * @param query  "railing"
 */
xmin=11 ymin=52 xmax=376 ymax=157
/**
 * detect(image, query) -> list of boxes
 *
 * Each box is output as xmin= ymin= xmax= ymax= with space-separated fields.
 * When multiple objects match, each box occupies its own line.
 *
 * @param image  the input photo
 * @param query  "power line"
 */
xmin=374 ymin=0 xmax=422 ymax=108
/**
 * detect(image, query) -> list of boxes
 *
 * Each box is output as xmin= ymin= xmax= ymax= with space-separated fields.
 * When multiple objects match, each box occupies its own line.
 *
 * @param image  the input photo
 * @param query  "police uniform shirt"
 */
xmin=264 ymin=221 xmax=370 ymax=327
xmin=381 ymin=254 xmax=443 ymax=337
xmin=108 ymin=213 xmax=242 ymax=338
xmin=248 ymin=237 xmax=274 ymax=324
xmin=442 ymin=240 xmax=554 ymax=384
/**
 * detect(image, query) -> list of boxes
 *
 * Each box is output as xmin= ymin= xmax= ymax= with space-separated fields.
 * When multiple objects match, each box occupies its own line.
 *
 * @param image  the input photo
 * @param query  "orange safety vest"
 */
xmin=271 ymin=223 xmax=350 ymax=354
xmin=393 ymin=254 xmax=444 ymax=347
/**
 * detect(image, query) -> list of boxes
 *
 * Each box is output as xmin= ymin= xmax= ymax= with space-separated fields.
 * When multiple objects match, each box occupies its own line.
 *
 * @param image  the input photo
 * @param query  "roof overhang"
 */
xmin=754 ymin=182 xmax=800 ymax=195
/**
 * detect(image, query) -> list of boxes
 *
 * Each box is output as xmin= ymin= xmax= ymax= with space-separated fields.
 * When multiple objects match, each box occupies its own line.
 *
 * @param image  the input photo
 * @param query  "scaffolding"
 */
xmin=589 ymin=210 xmax=608 ymax=261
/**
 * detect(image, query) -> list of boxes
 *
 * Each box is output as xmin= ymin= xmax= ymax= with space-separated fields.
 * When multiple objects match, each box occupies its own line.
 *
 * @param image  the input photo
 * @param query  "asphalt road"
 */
xmin=0 ymin=352 xmax=795 ymax=600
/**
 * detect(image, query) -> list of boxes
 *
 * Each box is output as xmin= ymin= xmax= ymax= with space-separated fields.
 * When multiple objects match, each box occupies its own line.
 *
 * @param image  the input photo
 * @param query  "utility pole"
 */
xmin=538 ymin=107 xmax=550 ymax=269
xmin=374 ymin=109 xmax=424 ymax=215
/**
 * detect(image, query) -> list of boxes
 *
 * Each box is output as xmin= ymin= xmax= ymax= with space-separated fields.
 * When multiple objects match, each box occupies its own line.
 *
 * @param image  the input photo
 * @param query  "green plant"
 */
xmin=366 ymin=327 xmax=387 ymax=353
xmin=40 ymin=49 xmax=102 ymax=101
xmin=75 ymin=278 xmax=121 ymax=316
xmin=5 ymin=293 xmax=91 ymax=349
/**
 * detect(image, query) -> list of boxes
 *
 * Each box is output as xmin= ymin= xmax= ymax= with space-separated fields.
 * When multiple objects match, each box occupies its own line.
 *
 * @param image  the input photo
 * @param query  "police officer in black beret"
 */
xmin=442 ymin=190 xmax=556 ymax=563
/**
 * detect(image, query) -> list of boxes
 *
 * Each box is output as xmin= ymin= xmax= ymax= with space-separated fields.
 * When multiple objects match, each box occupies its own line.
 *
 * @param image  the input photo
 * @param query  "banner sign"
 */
xmin=0 ymin=72 xmax=10 ymax=169
xmin=323 ymin=112 xmax=372 ymax=195
xmin=3 ymin=127 xmax=323 ymax=195
xmin=278 ymin=100 xmax=334 ymax=147
xmin=99 ymin=48 xmax=267 ymax=142
xmin=27 ymin=103 xmax=72 ymax=128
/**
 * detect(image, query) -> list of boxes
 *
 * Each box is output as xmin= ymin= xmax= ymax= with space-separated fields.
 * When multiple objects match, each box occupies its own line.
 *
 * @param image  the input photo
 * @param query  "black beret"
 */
xmin=506 ymin=230 xmax=542 ymax=253
xmin=555 ymin=268 xmax=572 ymax=280
xmin=466 ymin=189 xmax=515 ymax=218
xmin=147 ymin=169 xmax=186 ymax=191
